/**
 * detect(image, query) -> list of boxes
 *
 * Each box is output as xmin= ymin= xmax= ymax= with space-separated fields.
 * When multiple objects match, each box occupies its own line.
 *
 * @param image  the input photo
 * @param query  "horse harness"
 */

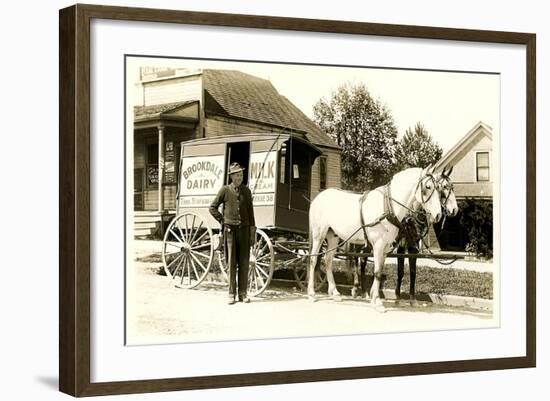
xmin=358 ymin=173 xmax=437 ymax=248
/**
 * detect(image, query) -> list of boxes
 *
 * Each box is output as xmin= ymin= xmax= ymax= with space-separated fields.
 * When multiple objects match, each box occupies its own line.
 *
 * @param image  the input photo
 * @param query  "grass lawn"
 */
xmin=137 ymin=252 xmax=493 ymax=300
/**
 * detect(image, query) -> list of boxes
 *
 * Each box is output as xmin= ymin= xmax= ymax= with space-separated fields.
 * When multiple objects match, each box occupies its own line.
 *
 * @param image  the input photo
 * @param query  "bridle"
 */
xmin=436 ymin=174 xmax=455 ymax=217
xmin=417 ymin=173 xmax=438 ymax=206
xmin=386 ymin=171 xmax=438 ymax=217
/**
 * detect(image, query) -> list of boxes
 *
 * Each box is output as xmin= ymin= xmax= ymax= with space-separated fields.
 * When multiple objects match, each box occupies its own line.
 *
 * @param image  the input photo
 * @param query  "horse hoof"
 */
xmin=332 ymin=294 xmax=342 ymax=302
xmin=351 ymin=288 xmax=357 ymax=298
xmin=371 ymin=299 xmax=386 ymax=313
xmin=308 ymin=295 xmax=317 ymax=302
xmin=375 ymin=304 xmax=387 ymax=313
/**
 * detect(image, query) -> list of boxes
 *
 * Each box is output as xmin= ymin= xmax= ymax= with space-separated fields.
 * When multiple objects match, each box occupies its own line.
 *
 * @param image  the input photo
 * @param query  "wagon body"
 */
xmin=175 ymin=133 xmax=322 ymax=234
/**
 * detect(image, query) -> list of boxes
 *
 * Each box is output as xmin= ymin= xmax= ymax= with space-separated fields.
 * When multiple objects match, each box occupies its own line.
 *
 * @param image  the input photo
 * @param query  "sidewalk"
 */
xmin=131 ymin=239 xmax=494 ymax=273
xmin=405 ymin=253 xmax=493 ymax=273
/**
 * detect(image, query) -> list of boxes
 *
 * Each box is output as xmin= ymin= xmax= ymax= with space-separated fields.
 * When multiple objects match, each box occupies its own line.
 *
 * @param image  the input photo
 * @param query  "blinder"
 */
xmin=418 ymin=173 xmax=437 ymax=204
xmin=436 ymin=175 xmax=455 ymax=216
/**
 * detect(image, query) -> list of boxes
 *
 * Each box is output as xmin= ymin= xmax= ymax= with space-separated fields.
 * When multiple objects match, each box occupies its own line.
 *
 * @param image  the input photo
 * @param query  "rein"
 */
xmin=374 ymin=172 xmax=437 ymax=230
xmin=301 ymin=172 xmax=441 ymax=258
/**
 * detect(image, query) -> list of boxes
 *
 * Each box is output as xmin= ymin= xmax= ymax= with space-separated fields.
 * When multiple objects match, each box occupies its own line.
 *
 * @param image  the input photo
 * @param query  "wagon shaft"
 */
xmin=335 ymin=252 xmax=464 ymax=260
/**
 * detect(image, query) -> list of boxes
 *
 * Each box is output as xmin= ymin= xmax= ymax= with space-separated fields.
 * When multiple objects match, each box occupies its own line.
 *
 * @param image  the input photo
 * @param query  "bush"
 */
xmin=459 ymin=198 xmax=493 ymax=259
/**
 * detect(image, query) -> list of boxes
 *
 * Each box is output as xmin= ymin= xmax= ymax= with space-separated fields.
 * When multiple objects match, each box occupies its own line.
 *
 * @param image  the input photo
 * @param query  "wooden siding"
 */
xmin=453 ymin=182 xmax=492 ymax=199
xmin=205 ymin=115 xmax=284 ymax=137
xmin=143 ymin=185 xmax=178 ymax=211
xmin=143 ymin=75 xmax=201 ymax=106
xmin=448 ymin=134 xmax=492 ymax=183
xmin=447 ymin=132 xmax=493 ymax=199
xmin=311 ymin=147 xmax=341 ymax=200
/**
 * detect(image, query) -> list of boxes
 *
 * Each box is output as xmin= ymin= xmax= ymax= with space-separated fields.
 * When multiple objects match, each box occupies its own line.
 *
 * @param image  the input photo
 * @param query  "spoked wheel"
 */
xmin=248 ymin=229 xmax=275 ymax=297
xmin=293 ymin=240 xmax=328 ymax=291
xmin=216 ymin=228 xmax=275 ymax=297
xmin=162 ymin=212 xmax=214 ymax=289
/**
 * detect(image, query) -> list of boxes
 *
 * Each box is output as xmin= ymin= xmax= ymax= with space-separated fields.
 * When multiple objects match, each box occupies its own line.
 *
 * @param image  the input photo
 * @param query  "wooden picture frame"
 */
xmin=59 ymin=3 xmax=536 ymax=397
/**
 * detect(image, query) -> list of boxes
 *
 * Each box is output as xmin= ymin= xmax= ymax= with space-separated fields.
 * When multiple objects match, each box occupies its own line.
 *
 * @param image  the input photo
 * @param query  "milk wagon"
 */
xmin=161 ymin=132 xmax=328 ymax=296
xmin=161 ymin=132 xmax=461 ymax=301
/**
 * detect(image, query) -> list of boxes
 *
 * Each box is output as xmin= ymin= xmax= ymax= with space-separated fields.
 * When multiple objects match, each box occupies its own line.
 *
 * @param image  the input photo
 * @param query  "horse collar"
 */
xmin=384 ymin=184 xmax=404 ymax=231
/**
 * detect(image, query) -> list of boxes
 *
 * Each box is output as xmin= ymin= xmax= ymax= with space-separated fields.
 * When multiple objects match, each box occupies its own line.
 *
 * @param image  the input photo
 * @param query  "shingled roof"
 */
xmin=134 ymin=100 xmax=198 ymax=121
xmin=202 ymin=69 xmax=339 ymax=149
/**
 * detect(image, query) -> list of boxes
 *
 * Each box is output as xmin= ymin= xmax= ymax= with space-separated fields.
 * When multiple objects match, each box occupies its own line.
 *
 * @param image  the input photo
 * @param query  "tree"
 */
xmin=395 ymin=122 xmax=443 ymax=170
xmin=313 ymin=83 xmax=398 ymax=191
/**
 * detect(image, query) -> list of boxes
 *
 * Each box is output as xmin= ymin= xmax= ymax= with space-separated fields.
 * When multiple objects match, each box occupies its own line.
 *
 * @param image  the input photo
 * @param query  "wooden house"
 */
xmin=133 ymin=68 xmax=341 ymax=237
xmin=433 ymin=121 xmax=494 ymax=251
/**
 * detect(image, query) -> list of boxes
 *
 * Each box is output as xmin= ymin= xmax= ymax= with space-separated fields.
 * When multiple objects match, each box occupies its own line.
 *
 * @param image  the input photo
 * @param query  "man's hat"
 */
xmin=228 ymin=162 xmax=245 ymax=175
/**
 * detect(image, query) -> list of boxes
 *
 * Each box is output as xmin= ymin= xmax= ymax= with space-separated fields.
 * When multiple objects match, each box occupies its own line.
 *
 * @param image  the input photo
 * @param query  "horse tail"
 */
xmin=308 ymin=206 xmax=321 ymax=270
xmin=308 ymin=219 xmax=314 ymax=267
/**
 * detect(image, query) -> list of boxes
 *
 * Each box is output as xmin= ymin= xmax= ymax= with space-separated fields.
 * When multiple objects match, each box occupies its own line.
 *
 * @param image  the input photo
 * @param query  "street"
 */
xmin=126 ymin=261 xmax=495 ymax=345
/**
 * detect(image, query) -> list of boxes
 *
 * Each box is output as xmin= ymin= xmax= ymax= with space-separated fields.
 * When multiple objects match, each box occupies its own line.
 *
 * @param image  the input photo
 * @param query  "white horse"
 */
xmin=436 ymin=166 xmax=459 ymax=218
xmin=307 ymin=166 xmax=443 ymax=312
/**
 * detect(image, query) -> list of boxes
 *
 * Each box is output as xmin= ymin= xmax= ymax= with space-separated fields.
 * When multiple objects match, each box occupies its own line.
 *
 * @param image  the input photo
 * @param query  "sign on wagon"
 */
xmin=178 ymin=155 xmax=225 ymax=207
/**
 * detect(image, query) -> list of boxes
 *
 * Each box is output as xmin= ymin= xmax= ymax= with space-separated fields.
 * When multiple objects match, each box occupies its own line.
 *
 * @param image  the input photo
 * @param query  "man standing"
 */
xmin=209 ymin=162 xmax=256 ymax=305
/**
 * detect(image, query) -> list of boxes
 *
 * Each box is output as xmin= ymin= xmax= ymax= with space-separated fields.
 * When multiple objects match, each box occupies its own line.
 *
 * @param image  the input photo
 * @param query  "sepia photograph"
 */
xmin=125 ymin=56 xmax=499 ymax=346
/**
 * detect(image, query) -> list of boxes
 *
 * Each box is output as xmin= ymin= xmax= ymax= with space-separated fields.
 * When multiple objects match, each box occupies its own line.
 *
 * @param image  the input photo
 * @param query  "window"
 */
xmin=476 ymin=152 xmax=490 ymax=182
xmin=146 ymin=143 xmax=159 ymax=188
xmin=319 ymin=156 xmax=327 ymax=190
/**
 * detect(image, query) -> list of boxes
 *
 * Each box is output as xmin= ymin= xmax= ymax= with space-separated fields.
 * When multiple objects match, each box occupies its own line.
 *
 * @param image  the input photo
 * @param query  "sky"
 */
xmin=130 ymin=57 xmax=499 ymax=153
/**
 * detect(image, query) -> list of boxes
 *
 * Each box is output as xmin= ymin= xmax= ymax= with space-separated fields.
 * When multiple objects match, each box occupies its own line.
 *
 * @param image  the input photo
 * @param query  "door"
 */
xmin=134 ymin=168 xmax=144 ymax=211
xmin=225 ymin=142 xmax=250 ymax=185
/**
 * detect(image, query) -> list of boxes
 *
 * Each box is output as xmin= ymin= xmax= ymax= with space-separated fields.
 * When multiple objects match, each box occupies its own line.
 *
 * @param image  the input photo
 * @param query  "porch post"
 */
xmin=158 ymin=124 xmax=165 ymax=213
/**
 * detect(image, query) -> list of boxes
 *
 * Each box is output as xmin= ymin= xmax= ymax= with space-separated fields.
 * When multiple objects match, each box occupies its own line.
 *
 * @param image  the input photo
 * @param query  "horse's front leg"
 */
xmin=370 ymin=242 xmax=387 ymax=313
xmin=351 ymin=254 xmax=360 ymax=298
xmin=325 ymin=231 xmax=342 ymax=301
xmin=360 ymin=254 xmax=368 ymax=300
xmin=409 ymin=246 xmax=418 ymax=303
xmin=396 ymin=245 xmax=405 ymax=300
xmin=346 ymin=244 xmax=359 ymax=298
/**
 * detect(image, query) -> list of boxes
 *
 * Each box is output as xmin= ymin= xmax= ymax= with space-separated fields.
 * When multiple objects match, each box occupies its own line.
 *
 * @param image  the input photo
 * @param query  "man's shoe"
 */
xmin=238 ymin=296 xmax=250 ymax=303
xmin=228 ymin=297 xmax=236 ymax=305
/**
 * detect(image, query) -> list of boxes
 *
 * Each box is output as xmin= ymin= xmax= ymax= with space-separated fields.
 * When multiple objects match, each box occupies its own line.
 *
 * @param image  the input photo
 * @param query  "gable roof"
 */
xmin=434 ymin=121 xmax=493 ymax=170
xmin=202 ymin=69 xmax=339 ymax=149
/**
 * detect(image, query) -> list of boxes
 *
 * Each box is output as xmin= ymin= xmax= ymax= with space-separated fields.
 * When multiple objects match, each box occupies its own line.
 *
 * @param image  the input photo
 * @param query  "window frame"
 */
xmin=319 ymin=155 xmax=328 ymax=190
xmin=475 ymin=151 xmax=491 ymax=182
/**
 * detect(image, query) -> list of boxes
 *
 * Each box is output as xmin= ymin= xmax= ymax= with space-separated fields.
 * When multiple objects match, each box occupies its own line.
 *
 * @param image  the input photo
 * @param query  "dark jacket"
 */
xmin=209 ymin=184 xmax=256 ymax=227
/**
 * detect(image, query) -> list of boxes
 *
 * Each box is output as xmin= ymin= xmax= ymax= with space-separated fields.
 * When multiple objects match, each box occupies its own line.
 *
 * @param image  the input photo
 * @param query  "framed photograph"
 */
xmin=59 ymin=4 xmax=536 ymax=397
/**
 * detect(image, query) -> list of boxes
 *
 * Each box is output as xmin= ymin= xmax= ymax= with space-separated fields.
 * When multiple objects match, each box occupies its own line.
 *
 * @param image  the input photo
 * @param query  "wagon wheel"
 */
xmin=216 ymin=228 xmax=275 ymax=297
xmin=293 ymin=240 xmax=328 ymax=291
xmin=248 ymin=229 xmax=275 ymax=297
xmin=162 ymin=212 xmax=214 ymax=289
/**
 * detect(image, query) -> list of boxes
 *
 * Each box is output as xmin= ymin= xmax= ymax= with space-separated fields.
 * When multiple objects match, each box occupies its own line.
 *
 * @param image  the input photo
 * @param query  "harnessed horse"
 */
xmin=349 ymin=166 xmax=459 ymax=302
xmin=394 ymin=165 xmax=459 ymax=300
xmin=307 ymin=166 xmax=443 ymax=312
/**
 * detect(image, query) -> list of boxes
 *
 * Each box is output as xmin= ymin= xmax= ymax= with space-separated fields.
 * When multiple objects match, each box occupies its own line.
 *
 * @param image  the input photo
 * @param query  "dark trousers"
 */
xmin=225 ymin=225 xmax=250 ymax=297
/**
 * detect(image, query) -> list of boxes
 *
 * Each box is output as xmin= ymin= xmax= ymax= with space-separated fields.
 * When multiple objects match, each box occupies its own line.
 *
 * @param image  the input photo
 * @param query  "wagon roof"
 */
xmin=203 ymin=70 xmax=340 ymax=150
xmin=181 ymin=132 xmax=323 ymax=157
